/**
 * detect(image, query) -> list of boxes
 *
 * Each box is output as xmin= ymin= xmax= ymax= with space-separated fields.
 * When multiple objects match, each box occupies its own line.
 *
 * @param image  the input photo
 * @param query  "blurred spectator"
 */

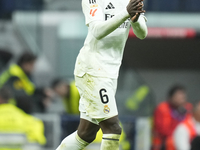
xmin=0 ymin=87 xmax=46 ymax=147
xmin=0 ymin=52 xmax=36 ymax=100
xmin=51 ymin=79 xmax=80 ymax=115
xmin=173 ymin=102 xmax=200 ymax=150
xmin=0 ymin=50 xmax=13 ymax=71
xmin=0 ymin=52 xmax=49 ymax=113
xmin=51 ymin=79 xmax=80 ymax=138
xmin=152 ymin=84 xmax=193 ymax=150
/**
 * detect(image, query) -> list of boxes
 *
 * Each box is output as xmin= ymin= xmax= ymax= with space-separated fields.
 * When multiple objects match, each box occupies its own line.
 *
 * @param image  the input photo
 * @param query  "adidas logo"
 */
xmin=105 ymin=2 xmax=115 ymax=9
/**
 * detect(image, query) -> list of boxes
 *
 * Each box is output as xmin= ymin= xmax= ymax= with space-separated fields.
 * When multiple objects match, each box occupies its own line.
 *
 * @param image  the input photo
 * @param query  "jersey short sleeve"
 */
xmin=82 ymin=0 xmax=104 ymax=26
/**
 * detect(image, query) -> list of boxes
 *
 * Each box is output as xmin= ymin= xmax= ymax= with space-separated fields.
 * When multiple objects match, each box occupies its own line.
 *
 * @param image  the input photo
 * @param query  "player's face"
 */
xmin=170 ymin=90 xmax=187 ymax=108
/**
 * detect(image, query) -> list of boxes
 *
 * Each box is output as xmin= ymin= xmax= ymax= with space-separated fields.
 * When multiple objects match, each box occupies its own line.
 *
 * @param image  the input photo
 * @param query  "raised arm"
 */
xmin=82 ymin=0 xmax=144 ymax=40
xmin=131 ymin=14 xmax=148 ymax=39
xmin=89 ymin=10 xmax=130 ymax=40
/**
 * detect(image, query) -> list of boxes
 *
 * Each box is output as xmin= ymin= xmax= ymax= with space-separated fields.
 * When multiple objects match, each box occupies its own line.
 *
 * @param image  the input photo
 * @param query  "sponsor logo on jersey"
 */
xmin=90 ymin=9 xmax=98 ymax=16
xmin=105 ymin=14 xmax=115 ymax=20
xmin=89 ymin=0 xmax=96 ymax=4
xmin=105 ymin=2 xmax=115 ymax=9
xmin=118 ymin=21 xmax=130 ymax=28
xmin=105 ymin=14 xmax=130 ymax=28
xmin=104 ymin=105 xmax=110 ymax=114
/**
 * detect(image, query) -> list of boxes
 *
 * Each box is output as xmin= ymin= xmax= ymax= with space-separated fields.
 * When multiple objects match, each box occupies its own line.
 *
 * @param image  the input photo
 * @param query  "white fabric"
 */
xmin=74 ymin=0 xmax=147 ymax=79
xmin=174 ymin=124 xmax=190 ymax=150
xmin=100 ymin=134 xmax=121 ymax=150
xmin=56 ymin=131 xmax=89 ymax=150
xmin=173 ymin=118 xmax=200 ymax=150
xmin=75 ymin=74 xmax=118 ymax=120
xmin=80 ymin=111 xmax=99 ymax=125
xmin=89 ymin=9 xmax=130 ymax=40
xmin=131 ymin=15 xmax=148 ymax=39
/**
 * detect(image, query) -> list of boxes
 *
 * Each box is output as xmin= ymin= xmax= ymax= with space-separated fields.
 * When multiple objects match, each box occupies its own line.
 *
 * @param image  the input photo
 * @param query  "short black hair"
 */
xmin=168 ymin=84 xmax=186 ymax=98
xmin=17 ymin=52 xmax=37 ymax=66
xmin=0 ymin=87 xmax=12 ymax=102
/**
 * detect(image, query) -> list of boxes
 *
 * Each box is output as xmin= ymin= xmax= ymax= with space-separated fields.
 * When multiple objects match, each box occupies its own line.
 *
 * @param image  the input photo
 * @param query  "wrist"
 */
xmin=124 ymin=8 xmax=131 ymax=18
xmin=131 ymin=14 xmax=142 ymax=23
xmin=131 ymin=19 xmax=140 ymax=24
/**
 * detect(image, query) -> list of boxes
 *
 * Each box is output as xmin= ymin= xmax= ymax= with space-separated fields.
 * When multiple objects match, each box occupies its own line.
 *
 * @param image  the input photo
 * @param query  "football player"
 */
xmin=56 ymin=0 xmax=147 ymax=149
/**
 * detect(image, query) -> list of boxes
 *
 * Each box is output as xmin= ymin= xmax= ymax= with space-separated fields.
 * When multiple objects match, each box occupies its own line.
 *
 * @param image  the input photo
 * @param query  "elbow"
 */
xmin=95 ymin=35 xmax=103 ymax=40
xmin=138 ymin=30 xmax=148 ymax=40
xmin=90 ymin=24 xmax=104 ymax=40
xmin=91 ymin=29 xmax=103 ymax=40
xmin=93 ymin=34 xmax=104 ymax=40
xmin=138 ymin=35 xmax=146 ymax=40
xmin=90 ymin=24 xmax=106 ymax=40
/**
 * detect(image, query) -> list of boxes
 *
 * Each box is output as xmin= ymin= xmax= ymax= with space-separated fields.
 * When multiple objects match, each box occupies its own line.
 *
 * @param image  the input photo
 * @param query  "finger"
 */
xmin=136 ymin=12 xmax=140 ymax=16
xmin=130 ymin=0 xmax=140 ymax=4
xmin=132 ymin=10 xmax=145 ymax=13
xmin=131 ymin=13 xmax=140 ymax=22
xmin=138 ymin=10 xmax=145 ymax=13
xmin=141 ymin=2 xmax=144 ymax=9
xmin=140 ymin=2 xmax=144 ymax=7
xmin=137 ymin=2 xmax=142 ymax=7
xmin=131 ymin=14 xmax=137 ymax=22
xmin=135 ymin=2 xmax=143 ymax=9
xmin=131 ymin=0 xmax=141 ymax=7
xmin=132 ymin=2 xmax=140 ymax=7
xmin=137 ymin=3 xmax=143 ymax=9
xmin=137 ymin=7 xmax=142 ymax=10
xmin=133 ymin=13 xmax=140 ymax=18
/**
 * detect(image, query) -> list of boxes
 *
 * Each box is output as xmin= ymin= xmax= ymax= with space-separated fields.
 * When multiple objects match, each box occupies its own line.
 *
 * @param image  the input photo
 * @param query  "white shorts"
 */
xmin=75 ymin=73 xmax=118 ymax=125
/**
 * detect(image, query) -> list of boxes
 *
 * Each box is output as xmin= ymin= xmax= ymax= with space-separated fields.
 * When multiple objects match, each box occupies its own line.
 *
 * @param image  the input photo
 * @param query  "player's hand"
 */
xmin=127 ymin=0 xmax=145 ymax=18
xmin=131 ymin=12 xmax=140 ymax=22
xmin=131 ymin=1 xmax=145 ymax=22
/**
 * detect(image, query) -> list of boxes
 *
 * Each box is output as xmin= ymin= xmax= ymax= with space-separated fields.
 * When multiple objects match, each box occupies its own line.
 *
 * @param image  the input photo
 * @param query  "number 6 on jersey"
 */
xmin=99 ymin=89 xmax=109 ymax=104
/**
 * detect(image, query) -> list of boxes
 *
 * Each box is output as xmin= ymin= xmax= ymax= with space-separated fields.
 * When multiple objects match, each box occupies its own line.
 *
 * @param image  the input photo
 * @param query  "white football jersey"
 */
xmin=74 ymin=0 xmax=131 ymax=79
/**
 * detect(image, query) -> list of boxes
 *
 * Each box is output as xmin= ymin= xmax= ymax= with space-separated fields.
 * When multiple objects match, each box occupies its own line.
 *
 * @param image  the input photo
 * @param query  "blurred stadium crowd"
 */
xmin=0 ymin=0 xmax=200 ymax=150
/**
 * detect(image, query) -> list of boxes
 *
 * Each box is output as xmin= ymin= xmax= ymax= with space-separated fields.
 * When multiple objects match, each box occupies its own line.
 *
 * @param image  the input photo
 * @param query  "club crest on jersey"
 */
xmin=103 ymin=105 xmax=110 ymax=114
